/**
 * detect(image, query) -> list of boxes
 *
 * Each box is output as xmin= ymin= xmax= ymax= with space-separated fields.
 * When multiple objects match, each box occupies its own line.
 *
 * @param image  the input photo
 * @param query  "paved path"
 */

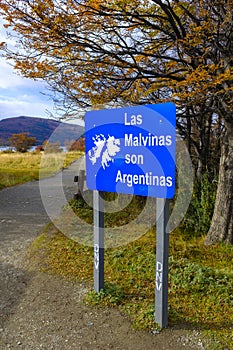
xmin=0 ymin=161 xmax=79 ymax=246
xmin=0 ymin=160 xmax=80 ymax=325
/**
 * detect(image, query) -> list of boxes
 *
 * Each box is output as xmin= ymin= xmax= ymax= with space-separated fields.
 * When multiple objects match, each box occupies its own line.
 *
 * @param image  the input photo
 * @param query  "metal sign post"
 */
xmin=93 ymin=190 xmax=104 ymax=292
xmin=85 ymin=103 xmax=176 ymax=327
xmin=155 ymin=198 xmax=170 ymax=328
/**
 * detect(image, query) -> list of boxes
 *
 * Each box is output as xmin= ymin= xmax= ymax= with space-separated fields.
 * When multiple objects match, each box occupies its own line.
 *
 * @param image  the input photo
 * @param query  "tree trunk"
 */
xmin=205 ymin=121 xmax=233 ymax=245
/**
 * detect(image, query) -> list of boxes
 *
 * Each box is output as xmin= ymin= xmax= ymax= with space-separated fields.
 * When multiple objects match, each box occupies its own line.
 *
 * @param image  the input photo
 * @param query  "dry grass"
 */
xmin=0 ymin=151 xmax=83 ymax=189
xmin=29 ymin=215 xmax=233 ymax=350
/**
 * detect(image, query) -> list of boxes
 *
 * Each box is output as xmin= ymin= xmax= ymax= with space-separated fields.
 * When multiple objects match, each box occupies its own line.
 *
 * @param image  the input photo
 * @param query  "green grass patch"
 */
xmin=68 ymin=194 xmax=147 ymax=227
xmin=31 ymin=223 xmax=233 ymax=349
xmin=0 ymin=168 xmax=39 ymax=189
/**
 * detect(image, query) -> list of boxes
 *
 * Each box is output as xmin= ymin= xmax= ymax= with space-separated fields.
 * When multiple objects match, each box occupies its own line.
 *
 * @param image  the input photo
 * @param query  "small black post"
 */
xmin=155 ymin=198 xmax=170 ymax=328
xmin=74 ymin=169 xmax=85 ymax=199
xmin=93 ymin=190 xmax=104 ymax=292
xmin=78 ymin=170 xmax=85 ymax=194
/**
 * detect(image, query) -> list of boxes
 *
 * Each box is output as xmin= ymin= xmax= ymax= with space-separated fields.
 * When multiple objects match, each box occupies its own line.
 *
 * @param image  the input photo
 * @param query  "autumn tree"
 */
xmin=44 ymin=141 xmax=63 ymax=153
xmin=0 ymin=0 xmax=232 ymax=243
xmin=177 ymin=105 xmax=222 ymax=181
xmin=9 ymin=132 xmax=36 ymax=152
xmin=69 ymin=137 xmax=85 ymax=152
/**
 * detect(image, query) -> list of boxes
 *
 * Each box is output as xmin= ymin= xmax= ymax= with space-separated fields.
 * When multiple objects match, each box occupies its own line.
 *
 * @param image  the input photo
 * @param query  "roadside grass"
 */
xmin=4 ymin=153 xmax=232 ymax=348
xmin=0 ymin=151 xmax=83 ymax=189
xmin=29 ymin=208 xmax=233 ymax=350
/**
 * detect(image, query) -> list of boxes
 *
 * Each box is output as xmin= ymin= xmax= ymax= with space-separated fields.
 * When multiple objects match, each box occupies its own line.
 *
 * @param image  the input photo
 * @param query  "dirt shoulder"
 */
xmin=0 ymin=169 xmax=204 ymax=350
xmin=0 ymin=232 xmax=204 ymax=350
xmin=0 ymin=242 xmax=204 ymax=350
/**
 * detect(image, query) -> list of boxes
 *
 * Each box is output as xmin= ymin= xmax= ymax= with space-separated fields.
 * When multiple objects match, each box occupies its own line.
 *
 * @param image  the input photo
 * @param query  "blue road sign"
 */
xmin=85 ymin=103 xmax=176 ymax=198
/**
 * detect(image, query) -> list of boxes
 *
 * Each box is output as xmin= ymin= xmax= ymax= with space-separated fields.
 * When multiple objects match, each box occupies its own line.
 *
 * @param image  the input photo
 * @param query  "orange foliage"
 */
xmin=0 ymin=0 xmax=232 ymax=116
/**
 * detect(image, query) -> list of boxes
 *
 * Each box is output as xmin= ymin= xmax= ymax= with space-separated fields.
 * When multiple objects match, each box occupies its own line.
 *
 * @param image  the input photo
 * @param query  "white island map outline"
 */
xmin=88 ymin=134 xmax=121 ymax=170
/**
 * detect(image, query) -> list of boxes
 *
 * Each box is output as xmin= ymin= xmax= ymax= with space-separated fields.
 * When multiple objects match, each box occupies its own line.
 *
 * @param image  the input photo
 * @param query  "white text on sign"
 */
xmin=94 ymin=244 xmax=99 ymax=270
xmin=156 ymin=261 xmax=163 ymax=291
xmin=124 ymin=112 xmax=142 ymax=125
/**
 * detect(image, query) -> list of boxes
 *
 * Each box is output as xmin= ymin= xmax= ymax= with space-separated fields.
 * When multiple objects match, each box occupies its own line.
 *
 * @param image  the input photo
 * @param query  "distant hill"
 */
xmin=0 ymin=116 xmax=84 ymax=146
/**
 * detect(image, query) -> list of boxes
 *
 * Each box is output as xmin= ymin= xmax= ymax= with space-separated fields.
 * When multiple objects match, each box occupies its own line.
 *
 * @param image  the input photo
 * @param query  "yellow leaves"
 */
xmin=0 ymin=2 xmax=9 ymax=13
xmin=165 ymin=61 xmax=179 ymax=70
xmin=0 ymin=0 xmax=232 ymax=112
xmin=13 ymin=57 xmax=57 ymax=80
xmin=173 ymin=60 xmax=233 ymax=107
xmin=85 ymin=0 xmax=103 ymax=11
xmin=30 ymin=1 xmax=51 ymax=14
xmin=57 ymin=45 xmax=72 ymax=57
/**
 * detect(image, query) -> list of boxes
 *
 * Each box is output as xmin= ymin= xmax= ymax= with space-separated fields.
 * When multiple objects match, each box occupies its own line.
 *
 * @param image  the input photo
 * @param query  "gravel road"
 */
xmin=0 ymin=161 xmax=204 ymax=350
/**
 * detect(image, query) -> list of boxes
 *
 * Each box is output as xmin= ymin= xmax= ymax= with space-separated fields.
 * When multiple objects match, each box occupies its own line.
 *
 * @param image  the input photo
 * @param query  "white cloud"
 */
xmin=0 ymin=93 xmax=55 ymax=119
xmin=0 ymin=58 xmax=38 ymax=89
xmin=0 ymin=64 xmax=56 ymax=118
xmin=0 ymin=18 xmax=83 ymax=124
xmin=0 ymin=18 xmax=56 ymax=120
xmin=0 ymin=55 xmax=56 ymax=119
xmin=0 ymin=67 xmax=56 ymax=119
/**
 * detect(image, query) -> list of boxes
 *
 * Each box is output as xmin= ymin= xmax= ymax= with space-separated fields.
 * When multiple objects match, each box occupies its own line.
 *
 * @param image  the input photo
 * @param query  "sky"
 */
xmin=0 ymin=19 xmax=76 ymax=123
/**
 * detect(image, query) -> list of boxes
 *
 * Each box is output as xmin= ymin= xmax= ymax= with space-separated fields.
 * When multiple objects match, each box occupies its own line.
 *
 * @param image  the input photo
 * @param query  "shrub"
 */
xmin=182 ymin=174 xmax=217 ymax=235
